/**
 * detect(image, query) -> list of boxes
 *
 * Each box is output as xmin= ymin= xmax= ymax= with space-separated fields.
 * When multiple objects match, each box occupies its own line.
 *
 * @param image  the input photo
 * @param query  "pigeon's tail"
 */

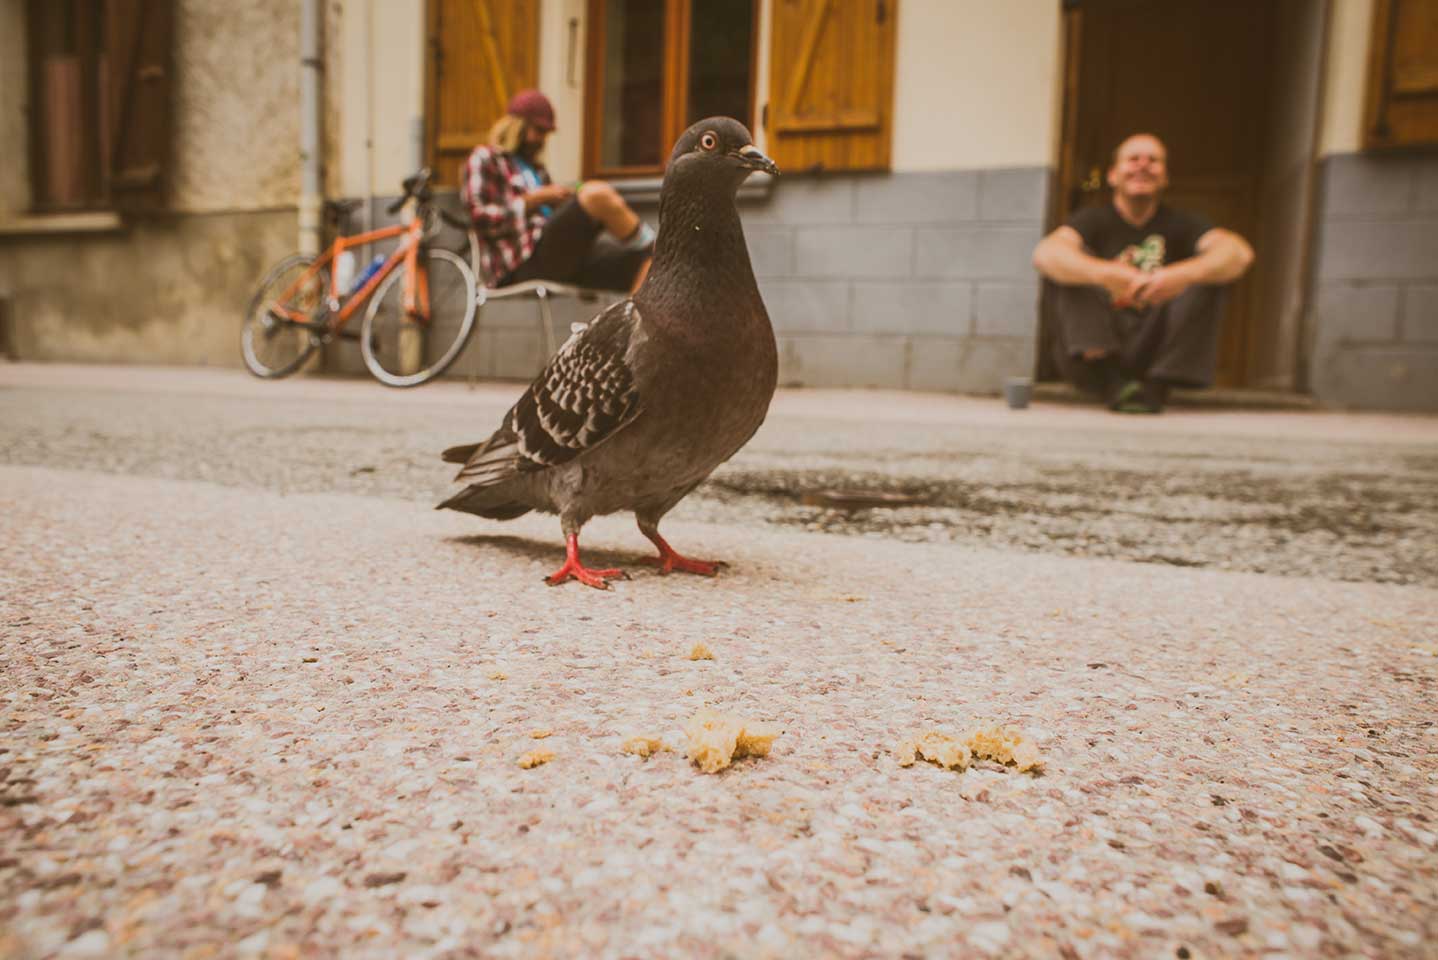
xmin=435 ymin=484 xmax=532 ymax=521
xmin=442 ymin=442 xmax=479 ymax=464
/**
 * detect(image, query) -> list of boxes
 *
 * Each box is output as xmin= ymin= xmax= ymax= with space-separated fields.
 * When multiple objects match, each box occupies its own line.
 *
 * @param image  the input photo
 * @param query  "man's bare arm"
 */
xmin=1032 ymin=226 xmax=1141 ymax=299
xmin=1179 ymin=228 xmax=1255 ymax=285
xmin=1129 ymin=228 xmax=1256 ymax=307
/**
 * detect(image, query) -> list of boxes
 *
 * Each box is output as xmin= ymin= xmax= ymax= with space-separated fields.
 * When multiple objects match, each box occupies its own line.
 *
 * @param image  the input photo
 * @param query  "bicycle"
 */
xmin=241 ymin=169 xmax=480 ymax=388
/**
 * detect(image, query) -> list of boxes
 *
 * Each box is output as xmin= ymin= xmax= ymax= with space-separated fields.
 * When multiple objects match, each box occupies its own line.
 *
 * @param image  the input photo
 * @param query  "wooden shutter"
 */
xmin=1364 ymin=0 xmax=1438 ymax=148
xmin=767 ymin=0 xmax=897 ymax=173
xmin=425 ymin=0 xmax=539 ymax=188
xmin=106 ymin=0 xmax=173 ymax=211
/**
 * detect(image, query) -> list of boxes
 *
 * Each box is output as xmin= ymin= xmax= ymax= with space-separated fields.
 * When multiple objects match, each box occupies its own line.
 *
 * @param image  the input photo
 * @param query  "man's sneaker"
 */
xmin=1112 ymin=379 xmax=1167 ymax=414
xmin=1108 ymin=379 xmax=1143 ymax=412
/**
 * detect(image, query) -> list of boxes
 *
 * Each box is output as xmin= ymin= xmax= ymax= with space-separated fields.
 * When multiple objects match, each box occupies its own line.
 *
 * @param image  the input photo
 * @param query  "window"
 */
xmin=26 ymin=1 xmax=108 ymax=210
xmin=25 ymin=0 xmax=172 ymax=213
xmin=583 ymin=0 xmax=758 ymax=179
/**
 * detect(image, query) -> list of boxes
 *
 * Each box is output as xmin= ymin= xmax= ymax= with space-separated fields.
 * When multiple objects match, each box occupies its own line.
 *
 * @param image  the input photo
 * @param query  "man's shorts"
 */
xmin=500 ymin=198 xmax=650 ymax=292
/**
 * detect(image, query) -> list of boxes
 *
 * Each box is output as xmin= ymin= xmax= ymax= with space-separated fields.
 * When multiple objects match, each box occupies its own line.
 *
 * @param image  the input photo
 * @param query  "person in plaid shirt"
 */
xmin=462 ymin=90 xmax=655 ymax=292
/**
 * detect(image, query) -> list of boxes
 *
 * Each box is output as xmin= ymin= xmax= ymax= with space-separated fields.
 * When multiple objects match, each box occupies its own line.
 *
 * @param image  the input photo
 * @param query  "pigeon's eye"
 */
xmin=699 ymin=132 xmax=718 ymax=151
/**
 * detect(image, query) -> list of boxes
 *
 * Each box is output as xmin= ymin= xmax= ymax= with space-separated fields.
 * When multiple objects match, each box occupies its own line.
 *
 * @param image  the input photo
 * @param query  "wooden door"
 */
xmin=1056 ymin=0 xmax=1276 ymax=387
xmin=424 ymin=0 xmax=538 ymax=189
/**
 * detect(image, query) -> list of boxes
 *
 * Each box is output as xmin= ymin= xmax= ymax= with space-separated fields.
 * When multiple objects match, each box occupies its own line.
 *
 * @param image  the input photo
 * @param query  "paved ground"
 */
xmin=2 ymin=364 xmax=1437 ymax=958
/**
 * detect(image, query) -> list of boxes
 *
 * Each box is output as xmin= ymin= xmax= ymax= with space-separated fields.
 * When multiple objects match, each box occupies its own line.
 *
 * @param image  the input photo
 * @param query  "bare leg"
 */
xmin=630 ymin=257 xmax=652 ymax=294
xmin=577 ymin=181 xmax=640 ymax=244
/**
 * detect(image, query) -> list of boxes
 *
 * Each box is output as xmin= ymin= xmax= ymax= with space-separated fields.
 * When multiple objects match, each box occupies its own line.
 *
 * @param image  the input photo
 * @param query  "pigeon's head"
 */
xmin=666 ymin=117 xmax=779 ymax=187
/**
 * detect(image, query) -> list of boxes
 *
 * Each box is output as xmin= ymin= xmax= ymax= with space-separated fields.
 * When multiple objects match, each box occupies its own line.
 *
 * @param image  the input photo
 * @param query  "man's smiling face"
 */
xmin=1108 ymin=134 xmax=1169 ymax=201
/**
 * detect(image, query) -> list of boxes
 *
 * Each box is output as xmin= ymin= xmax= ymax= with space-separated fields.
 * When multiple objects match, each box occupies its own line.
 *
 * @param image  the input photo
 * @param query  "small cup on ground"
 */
xmin=1004 ymin=376 xmax=1032 ymax=410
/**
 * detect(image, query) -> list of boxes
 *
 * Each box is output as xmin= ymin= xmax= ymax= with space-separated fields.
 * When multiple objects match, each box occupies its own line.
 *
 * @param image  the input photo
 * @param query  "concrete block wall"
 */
xmin=634 ymin=168 xmax=1047 ymax=393
xmin=321 ymin=195 xmax=625 ymax=382
xmin=333 ymin=170 xmax=1047 ymax=392
xmin=1309 ymin=152 xmax=1438 ymax=411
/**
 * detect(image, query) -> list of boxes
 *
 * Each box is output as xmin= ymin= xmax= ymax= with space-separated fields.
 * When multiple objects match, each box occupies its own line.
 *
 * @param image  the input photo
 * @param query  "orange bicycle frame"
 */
xmin=269 ymin=215 xmax=433 ymax=333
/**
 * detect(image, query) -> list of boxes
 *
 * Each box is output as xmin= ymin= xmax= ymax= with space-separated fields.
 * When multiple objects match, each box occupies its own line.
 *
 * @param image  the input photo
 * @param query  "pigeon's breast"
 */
xmin=579 ymin=309 xmax=776 ymax=510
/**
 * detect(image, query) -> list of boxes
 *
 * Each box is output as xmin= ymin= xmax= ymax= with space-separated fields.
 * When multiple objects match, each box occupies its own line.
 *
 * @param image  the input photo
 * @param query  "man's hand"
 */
xmin=1099 ymin=261 xmax=1145 ymax=307
xmin=525 ymin=184 xmax=573 ymax=211
xmin=1129 ymin=264 xmax=1193 ymax=308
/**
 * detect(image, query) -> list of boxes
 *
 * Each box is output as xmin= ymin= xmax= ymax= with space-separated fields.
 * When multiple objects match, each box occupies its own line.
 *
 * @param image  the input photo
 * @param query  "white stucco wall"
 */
xmin=336 ymin=0 xmax=424 ymax=198
xmin=336 ymin=0 xmax=1065 ymax=194
xmin=891 ymin=1 xmax=1063 ymax=171
xmin=1319 ymin=0 xmax=1374 ymax=155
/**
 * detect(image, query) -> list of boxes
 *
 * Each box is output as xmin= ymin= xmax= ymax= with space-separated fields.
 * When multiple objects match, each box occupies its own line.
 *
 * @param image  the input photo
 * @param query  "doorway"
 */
xmin=1051 ymin=0 xmax=1329 ymax=391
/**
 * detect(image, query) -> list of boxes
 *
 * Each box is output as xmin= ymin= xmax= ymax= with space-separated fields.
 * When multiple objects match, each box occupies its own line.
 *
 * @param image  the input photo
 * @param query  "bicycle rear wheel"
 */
xmin=241 ymin=253 xmax=326 ymax=379
xmin=360 ymin=248 xmax=477 ymax=388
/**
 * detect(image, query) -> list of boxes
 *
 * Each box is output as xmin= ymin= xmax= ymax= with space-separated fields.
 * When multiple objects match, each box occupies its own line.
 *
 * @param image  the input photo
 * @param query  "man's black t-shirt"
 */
xmin=1066 ymin=203 xmax=1213 ymax=272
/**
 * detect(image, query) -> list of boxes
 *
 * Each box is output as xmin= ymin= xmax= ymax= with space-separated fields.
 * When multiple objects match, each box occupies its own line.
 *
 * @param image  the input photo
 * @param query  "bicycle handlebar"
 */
xmin=386 ymin=167 xmax=433 ymax=215
xmin=382 ymin=168 xmax=472 ymax=232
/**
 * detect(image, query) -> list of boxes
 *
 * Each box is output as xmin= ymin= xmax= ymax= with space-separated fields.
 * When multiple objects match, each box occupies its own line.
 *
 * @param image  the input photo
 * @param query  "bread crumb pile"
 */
xmin=896 ymin=723 xmax=1042 ymax=773
xmin=682 ymin=709 xmax=780 ymax=773
xmin=688 ymin=643 xmax=714 ymax=661
xmin=518 ymin=749 xmax=554 ymax=769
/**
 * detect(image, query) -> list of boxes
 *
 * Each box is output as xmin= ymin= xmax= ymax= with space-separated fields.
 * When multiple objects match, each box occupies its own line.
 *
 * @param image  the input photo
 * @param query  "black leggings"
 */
xmin=501 ymin=199 xmax=650 ymax=293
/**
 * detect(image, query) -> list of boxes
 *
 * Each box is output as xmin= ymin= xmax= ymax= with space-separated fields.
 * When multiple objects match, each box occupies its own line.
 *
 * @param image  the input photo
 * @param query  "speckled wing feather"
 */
xmin=454 ymin=300 xmax=643 ymax=487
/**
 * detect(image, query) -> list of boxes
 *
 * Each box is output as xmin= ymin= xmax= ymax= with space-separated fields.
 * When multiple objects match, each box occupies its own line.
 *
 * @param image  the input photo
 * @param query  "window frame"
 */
xmin=581 ymin=0 xmax=760 ymax=180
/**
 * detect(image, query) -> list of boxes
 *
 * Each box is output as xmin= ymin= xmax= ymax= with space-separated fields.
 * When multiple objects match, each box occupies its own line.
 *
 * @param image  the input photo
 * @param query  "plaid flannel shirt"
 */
xmin=460 ymin=145 xmax=552 ymax=286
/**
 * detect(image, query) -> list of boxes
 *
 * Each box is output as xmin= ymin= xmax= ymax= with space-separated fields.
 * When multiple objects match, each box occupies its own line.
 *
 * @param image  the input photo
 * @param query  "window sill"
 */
xmin=611 ymin=172 xmax=776 ymax=206
xmin=0 ymin=211 xmax=126 ymax=237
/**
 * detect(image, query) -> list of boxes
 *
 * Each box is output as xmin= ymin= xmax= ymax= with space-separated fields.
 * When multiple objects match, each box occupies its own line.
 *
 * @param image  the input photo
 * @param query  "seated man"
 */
xmin=462 ymin=89 xmax=656 ymax=293
xmin=1032 ymin=133 xmax=1254 ymax=413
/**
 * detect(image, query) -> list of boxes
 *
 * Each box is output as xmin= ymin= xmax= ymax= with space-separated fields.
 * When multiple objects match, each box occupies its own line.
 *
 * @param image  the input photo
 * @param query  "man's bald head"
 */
xmin=1107 ymin=133 xmax=1169 ymax=201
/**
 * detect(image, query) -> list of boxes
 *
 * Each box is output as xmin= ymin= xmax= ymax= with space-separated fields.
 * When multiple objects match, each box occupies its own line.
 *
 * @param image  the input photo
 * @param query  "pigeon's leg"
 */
xmin=545 ymin=533 xmax=628 ymax=589
xmin=637 ymin=521 xmax=726 ymax=577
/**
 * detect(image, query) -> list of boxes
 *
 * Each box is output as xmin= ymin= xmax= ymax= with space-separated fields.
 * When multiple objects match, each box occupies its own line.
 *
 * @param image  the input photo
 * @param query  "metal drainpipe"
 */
xmin=298 ymin=0 xmax=323 ymax=255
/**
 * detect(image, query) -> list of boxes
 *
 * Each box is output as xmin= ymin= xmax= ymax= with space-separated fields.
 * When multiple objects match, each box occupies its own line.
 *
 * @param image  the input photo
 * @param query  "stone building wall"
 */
xmin=1309 ymin=153 xmax=1438 ymax=411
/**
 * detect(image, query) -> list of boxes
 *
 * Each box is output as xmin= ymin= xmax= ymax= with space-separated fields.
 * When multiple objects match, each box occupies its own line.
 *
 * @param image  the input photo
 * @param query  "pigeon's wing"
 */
xmin=454 ymin=299 xmax=643 ymax=487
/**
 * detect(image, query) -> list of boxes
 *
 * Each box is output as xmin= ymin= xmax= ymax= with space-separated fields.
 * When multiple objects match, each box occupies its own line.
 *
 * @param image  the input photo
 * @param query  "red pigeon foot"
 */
xmin=641 ymin=530 xmax=726 ymax=577
xmin=545 ymin=534 xmax=628 ymax=589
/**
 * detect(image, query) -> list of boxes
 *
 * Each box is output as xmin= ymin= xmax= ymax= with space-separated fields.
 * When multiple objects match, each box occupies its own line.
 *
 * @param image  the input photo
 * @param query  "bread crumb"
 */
xmin=688 ymin=643 xmax=714 ymax=660
xmin=683 ymin=709 xmax=779 ymax=773
xmin=530 ymin=729 xmax=552 ymax=739
xmin=518 ymin=749 xmax=554 ymax=769
xmin=966 ymin=722 xmax=1043 ymax=771
xmin=488 ymin=671 xmax=507 ymax=681
xmin=621 ymin=736 xmax=671 ymax=758
xmin=895 ymin=731 xmax=971 ymax=771
xmin=898 ymin=723 xmax=1042 ymax=774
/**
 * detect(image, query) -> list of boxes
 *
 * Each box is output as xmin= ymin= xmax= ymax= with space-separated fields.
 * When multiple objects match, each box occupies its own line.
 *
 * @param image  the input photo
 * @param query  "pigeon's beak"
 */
xmin=737 ymin=144 xmax=780 ymax=176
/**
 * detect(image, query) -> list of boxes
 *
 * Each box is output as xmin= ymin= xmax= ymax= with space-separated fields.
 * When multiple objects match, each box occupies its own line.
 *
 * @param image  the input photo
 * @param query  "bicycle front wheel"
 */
xmin=360 ymin=248 xmax=477 ymax=388
xmin=241 ymin=253 xmax=326 ymax=379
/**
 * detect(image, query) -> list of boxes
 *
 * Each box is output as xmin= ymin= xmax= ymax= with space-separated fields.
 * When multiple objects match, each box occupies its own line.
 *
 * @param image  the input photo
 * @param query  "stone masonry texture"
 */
xmin=1309 ymin=152 xmax=1438 ymax=412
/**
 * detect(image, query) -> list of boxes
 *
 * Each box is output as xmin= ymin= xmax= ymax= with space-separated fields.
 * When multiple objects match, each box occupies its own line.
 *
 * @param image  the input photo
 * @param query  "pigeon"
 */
xmin=437 ymin=117 xmax=780 ymax=588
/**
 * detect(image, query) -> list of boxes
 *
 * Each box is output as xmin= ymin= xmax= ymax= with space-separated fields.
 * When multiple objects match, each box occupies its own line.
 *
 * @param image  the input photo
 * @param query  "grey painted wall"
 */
xmin=330 ymin=168 xmax=1049 ymax=393
xmin=1309 ymin=152 xmax=1438 ymax=411
xmin=658 ymin=168 xmax=1045 ymax=393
